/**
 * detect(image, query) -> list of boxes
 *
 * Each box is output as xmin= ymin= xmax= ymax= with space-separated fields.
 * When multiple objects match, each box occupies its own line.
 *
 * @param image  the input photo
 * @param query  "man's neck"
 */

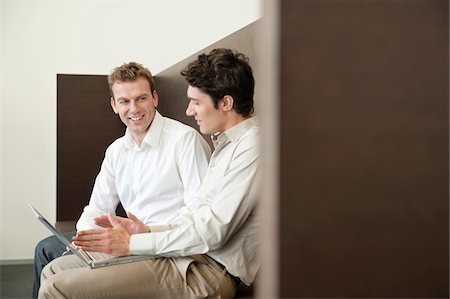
xmin=131 ymin=132 xmax=147 ymax=148
xmin=222 ymin=114 xmax=250 ymax=133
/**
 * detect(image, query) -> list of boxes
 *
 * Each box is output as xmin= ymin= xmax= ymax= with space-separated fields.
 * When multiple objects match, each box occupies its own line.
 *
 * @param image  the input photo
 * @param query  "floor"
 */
xmin=0 ymin=263 xmax=33 ymax=299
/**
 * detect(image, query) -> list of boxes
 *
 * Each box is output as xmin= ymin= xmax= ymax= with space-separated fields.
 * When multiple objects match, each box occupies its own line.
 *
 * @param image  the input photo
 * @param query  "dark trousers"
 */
xmin=32 ymin=231 xmax=76 ymax=298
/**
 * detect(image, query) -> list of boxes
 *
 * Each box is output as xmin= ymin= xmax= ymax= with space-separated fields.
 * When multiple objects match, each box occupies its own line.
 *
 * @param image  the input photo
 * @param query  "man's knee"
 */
xmin=35 ymin=236 xmax=59 ymax=262
xmin=39 ymin=273 xmax=64 ymax=299
xmin=35 ymin=232 xmax=75 ymax=261
xmin=35 ymin=235 xmax=54 ymax=253
xmin=39 ymin=260 xmax=69 ymax=298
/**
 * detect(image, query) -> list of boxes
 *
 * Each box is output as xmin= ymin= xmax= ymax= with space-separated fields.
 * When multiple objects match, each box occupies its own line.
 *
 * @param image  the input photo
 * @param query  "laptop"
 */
xmin=29 ymin=204 xmax=153 ymax=268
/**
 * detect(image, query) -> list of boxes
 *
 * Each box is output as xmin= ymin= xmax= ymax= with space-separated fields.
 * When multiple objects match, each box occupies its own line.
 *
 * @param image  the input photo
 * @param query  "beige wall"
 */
xmin=0 ymin=0 xmax=261 ymax=261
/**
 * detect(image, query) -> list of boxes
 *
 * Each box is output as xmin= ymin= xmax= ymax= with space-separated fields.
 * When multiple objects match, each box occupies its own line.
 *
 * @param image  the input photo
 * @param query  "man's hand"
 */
xmin=73 ymin=212 xmax=131 ymax=256
xmin=95 ymin=211 xmax=149 ymax=235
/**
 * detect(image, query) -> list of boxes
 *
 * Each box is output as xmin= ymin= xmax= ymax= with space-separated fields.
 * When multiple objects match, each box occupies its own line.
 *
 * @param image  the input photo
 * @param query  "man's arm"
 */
xmin=130 ymin=135 xmax=259 ymax=256
xmin=73 ymin=138 xmax=258 ymax=256
xmin=73 ymin=134 xmax=258 ymax=256
xmin=174 ymin=130 xmax=211 ymax=208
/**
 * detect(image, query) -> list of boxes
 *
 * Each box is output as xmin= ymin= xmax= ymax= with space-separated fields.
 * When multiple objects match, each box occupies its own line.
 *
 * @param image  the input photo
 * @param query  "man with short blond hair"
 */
xmin=32 ymin=61 xmax=211 ymax=298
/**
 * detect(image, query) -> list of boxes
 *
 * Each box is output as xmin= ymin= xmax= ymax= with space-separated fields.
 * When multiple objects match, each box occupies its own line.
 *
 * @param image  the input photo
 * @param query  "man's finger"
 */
xmin=94 ymin=219 xmax=112 ymax=228
xmin=77 ymin=244 xmax=107 ymax=253
xmin=73 ymin=236 xmax=108 ymax=247
xmin=73 ymin=235 xmax=102 ymax=242
xmin=127 ymin=211 xmax=139 ymax=222
xmin=73 ymin=232 xmax=108 ymax=243
xmin=94 ymin=216 xmax=110 ymax=223
xmin=76 ymin=229 xmax=105 ymax=236
xmin=107 ymin=211 xmax=120 ymax=227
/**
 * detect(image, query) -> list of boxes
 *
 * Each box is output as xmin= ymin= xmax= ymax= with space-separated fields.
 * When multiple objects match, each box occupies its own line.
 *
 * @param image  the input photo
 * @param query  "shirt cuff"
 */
xmin=147 ymin=224 xmax=171 ymax=232
xmin=130 ymin=233 xmax=156 ymax=255
xmin=76 ymin=219 xmax=102 ymax=231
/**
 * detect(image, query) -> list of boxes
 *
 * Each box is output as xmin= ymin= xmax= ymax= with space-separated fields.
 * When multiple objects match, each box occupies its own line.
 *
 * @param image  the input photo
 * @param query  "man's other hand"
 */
xmin=94 ymin=211 xmax=149 ymax=235
xmin=73 ymin=212 xmax=132 ymax=256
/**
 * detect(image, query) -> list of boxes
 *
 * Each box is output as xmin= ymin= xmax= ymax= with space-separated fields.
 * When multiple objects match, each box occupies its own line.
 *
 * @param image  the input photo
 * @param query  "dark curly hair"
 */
xmin=181 ymin=48 xmax=254 ymax=117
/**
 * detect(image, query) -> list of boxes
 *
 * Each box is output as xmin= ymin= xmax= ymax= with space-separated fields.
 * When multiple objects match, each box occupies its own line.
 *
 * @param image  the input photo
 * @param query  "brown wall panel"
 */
xmin=279 ymin=0 xmax=448 ymax=297
xmin=57 ymin=74 xmax=125 ymax=221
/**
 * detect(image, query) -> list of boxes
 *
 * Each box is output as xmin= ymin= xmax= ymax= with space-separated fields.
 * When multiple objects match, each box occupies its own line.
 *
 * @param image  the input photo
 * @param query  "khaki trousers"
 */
xmin=39 ymin=254 xmax=237 ymax=298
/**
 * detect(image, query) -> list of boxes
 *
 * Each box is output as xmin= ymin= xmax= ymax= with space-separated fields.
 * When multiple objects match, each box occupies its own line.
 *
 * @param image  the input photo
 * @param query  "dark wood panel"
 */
xmin=279 ymin=0 xmax=448 ymax=297
xmin=57 ymin=74 xmax=125 ymax=221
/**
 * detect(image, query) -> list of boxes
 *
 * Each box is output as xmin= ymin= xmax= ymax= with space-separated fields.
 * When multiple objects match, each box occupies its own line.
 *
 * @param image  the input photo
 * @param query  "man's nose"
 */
xmin=186 ymin=101 xmax=195 ymax=116
xmin=130 ymin=100 xmax=138 ymax=112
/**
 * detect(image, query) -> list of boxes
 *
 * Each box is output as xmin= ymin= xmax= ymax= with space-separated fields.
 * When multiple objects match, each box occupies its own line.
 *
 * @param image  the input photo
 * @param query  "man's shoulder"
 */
xmin=237 ymin=126 xmax=259 ymax=149
xmin=229 ymin=118 xmax=260 ymax=145
xmin=227 ymin=121 xmax=259 ymax=158
xmin=110 ymin=134 xmax=126 ymax=146
xmin=161 ymin=116 xmax=200 ymax=137
xmin=104 ymin=134 xmax=127 ymax=153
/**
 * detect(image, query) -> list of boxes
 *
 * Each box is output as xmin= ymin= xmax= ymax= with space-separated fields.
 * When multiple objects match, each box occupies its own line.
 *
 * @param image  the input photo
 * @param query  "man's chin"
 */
xmin=199 ymin=128 xmax=210 ymax=135
xmin=129 ymin=124 xmax=150 ymax=134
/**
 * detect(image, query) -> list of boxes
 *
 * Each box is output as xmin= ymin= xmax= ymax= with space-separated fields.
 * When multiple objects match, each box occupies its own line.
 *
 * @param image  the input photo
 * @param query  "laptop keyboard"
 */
xmin=78 ymin=249 xmax=111 ymax=262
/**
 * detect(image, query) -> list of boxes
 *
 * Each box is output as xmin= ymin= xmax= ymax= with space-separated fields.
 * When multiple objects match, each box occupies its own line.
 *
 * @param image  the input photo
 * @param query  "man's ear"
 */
xmin=221 ymin=95 xmax=234 ymax=112
xmin=152 ymin=90 xmax=159 ymax=108
xmin=110 ymin=97 xmax=118 ymax=114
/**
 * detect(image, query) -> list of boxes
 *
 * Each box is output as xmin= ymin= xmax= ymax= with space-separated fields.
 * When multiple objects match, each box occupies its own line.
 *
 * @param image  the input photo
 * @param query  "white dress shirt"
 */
xmin=130 ymin=117 xmax=260 ymax=285
xmin=76 ymin=111 xmax=211 ymax=230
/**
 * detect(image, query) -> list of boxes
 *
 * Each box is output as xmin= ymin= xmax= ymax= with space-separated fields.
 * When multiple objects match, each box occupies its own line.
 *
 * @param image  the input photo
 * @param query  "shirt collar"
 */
xmin=124 ymin=111 xmax=164 ymax=150
xmin=212 ymin=116 xmax=258 ymax=148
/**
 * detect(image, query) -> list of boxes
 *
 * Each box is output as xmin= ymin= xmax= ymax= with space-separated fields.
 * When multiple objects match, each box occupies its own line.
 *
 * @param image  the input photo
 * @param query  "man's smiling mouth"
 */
xmin=130 ymin=115 xmax=144 ymax=121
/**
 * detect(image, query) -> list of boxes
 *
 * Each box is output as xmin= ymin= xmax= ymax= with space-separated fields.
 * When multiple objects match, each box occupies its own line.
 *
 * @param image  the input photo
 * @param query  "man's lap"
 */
xmin=39 ymin=254 xmax=236 ymax=298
